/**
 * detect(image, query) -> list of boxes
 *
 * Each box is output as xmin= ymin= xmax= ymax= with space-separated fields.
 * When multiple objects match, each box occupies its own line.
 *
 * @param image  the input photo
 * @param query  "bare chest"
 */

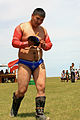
xmin=21 ymin=23 xmax=45 ymax=41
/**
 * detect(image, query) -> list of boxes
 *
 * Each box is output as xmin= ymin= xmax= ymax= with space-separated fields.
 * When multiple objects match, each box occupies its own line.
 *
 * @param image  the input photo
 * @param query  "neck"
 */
xmin=29 ymin=20 xmax=39 ymax=30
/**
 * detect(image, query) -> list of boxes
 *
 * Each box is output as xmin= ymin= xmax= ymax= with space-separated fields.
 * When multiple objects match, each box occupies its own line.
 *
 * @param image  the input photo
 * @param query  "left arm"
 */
xmin=41 ymin=29 xmax=52 ymax=51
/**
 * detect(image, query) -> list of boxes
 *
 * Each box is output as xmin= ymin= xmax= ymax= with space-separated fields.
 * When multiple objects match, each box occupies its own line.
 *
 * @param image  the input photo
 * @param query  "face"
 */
xmin=72 ymin=63 xmax=74 ymax=67
xmin=31 ymin=14 xmax=44 ymax=28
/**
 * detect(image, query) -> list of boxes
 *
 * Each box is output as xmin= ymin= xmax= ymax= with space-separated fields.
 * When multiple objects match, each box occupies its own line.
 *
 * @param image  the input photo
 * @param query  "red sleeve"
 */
xmin=12 ymin=25 xmax=28 ymax=48
xmin=42 ymin=33 xmax=52 ymax=51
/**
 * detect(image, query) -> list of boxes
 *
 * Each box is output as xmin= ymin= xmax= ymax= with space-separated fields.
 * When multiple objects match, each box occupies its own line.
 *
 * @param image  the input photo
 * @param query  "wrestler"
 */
xmin=10 ymin=8 xmax=52 ymax=120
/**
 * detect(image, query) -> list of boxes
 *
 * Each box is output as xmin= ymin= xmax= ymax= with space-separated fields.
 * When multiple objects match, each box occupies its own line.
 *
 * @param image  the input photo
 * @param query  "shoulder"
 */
xmin=19 ymin=22 xmax=28 ymax=30
xmin=40 ymin=26 xmax=47 ymax=36
xmin=14 ymin=24 xmax=22 ymax=33
xmin=14 ymin=22 xmax=28 ymax=33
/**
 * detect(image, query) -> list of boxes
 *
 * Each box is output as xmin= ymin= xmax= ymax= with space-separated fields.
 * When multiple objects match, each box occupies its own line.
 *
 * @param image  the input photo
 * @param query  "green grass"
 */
xmin=0 ymin=77 xmax=80 ymax=120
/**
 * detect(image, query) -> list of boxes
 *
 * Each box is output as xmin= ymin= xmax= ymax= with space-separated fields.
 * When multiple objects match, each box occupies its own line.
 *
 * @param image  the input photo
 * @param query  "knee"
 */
xmin=18 ymin=86 xmax=27 ymax=96
xmin=38 ymin=83 xmax=45 ymax=93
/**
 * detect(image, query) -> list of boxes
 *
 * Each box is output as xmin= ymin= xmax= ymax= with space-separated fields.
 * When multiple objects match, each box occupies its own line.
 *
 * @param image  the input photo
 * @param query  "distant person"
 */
xmin=61 ymin=70 xmax=66 ymax=81
xmin=10 ymin=8 xmax=52 ymax=120
xmin=69 ymin=66 xmax=72 ymax=79
xmin=66 ymin=70 xmax=69 ymax=82
xmin=77 ymin=69 xmax=79 ymax=78
xmin=78 ymin=69 xmax=80 ymax=77
xmin=71 ymin=63 xmax=75 ymax=83
xmin=75 ymin=69 xmax=78 ymax=82
xmin=0 ymin=70 xmax=5 ymax=83
xmin=5 ymin=69 xmax=9 ymax=82
xmin=1 ymin=70 xmax=4 ymax=74
xmin=5 ymin=69 xmax=9 ymax=74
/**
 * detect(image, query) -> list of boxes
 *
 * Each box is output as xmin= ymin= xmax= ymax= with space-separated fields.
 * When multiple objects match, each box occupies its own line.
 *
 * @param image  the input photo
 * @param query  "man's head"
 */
xmin=32 ymin=8 xmax=46 ymax=18
xmin=31 ymin=8 xmax=46 ymax=28
xmin=72 ymin=63 xmax=74 ymax=67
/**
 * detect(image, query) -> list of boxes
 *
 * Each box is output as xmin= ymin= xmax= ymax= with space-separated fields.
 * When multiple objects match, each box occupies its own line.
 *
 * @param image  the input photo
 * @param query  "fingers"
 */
xmin=40 ymin=39 xmax=45 ymax=48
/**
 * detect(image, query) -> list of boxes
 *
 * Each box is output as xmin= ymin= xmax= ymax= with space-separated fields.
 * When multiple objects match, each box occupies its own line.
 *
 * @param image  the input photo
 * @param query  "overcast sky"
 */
xmin=0 ymin=0 xmax=80 ymax=77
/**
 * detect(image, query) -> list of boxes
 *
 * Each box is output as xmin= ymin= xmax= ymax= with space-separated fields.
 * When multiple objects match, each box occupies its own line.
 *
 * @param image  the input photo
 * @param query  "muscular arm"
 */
xmin=43 ymin=33 xmax=52 ymax=51
xmin=12 ymin=25 xmax=29 ymax=48
xmin=41 ymin=29 xmax=52 ymax=51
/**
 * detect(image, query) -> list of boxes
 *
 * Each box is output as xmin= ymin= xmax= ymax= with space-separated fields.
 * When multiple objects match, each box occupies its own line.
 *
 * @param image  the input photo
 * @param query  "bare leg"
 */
xmin=33 ymin=63 xmax=50 ymax=120
xmin=10 ymin=63 xmax=32 ymax=117
xmin=15 ymin=63 xmax=32 ymax=97
xmin=33 ymin=62 xmax=46 ymax=97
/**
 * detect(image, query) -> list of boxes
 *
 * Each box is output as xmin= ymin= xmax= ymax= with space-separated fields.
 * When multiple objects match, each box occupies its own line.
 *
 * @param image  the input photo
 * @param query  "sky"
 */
xmin=0 ymin=0 xmax=80 ymax=77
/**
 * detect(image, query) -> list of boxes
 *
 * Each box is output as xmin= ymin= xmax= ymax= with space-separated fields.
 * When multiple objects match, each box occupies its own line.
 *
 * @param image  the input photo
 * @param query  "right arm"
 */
xmin=12 ymin=25 xmax=29 ymax=48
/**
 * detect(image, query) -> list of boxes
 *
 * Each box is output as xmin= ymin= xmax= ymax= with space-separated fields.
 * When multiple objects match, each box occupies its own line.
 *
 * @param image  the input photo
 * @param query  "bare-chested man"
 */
xmin=10 ymin=8 xmax=52 ymax=120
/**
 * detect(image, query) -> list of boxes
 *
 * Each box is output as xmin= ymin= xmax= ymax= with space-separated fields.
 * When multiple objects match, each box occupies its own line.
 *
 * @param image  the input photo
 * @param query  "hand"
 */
xmin=40 ymin=39 xmax=46 ymax=48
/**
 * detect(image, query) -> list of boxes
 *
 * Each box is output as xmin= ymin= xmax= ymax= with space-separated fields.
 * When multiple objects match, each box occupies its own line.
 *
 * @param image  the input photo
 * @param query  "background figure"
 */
xmin=0 ymin=70 xmax=5 ymax=83
xmin=71 ymin=63 xmax=75 ymax=83
xmin=61 ymin=70 xmax=66 ymax=82
xmin=75 ymin=69 xmax=78 ymax=82
xmin=69 ymin=66 xmax=72 ymax=80
xmin=66 ymin=70 xmax=69 ymax=82
xmin=5 ymin=69 xmax=9 ymax=74
xmin=78 ymin=69 xmax=80 ymax=78
xmin=5 ymin=69 xmax=9 ymax=83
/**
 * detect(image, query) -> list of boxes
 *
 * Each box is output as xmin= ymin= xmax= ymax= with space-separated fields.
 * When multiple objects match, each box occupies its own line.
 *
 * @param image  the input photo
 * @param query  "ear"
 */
xmin=31 ymin=14 xmax=34 ymax=19
xmin=32 ymin=13 xmax=34 ymax=16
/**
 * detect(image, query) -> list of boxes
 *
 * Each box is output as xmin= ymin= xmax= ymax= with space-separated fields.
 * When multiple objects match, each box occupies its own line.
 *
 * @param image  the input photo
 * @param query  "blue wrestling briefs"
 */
xmin=18 ymin=59 xmax=43 ymax=72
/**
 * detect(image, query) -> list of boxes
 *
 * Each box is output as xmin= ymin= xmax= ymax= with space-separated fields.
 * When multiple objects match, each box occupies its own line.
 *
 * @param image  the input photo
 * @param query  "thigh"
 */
xmin=33 ymin=62 xmax=46 ymax=89
xmin=17 ymin=63 xmax=32 ymax=90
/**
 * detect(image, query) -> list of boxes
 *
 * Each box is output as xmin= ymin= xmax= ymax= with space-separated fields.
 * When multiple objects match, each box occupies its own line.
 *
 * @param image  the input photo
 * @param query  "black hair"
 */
xmin=72 ymin=63 xmax=74 ymax=65
xmin=32 ymin=8 xmax=46 ymax=18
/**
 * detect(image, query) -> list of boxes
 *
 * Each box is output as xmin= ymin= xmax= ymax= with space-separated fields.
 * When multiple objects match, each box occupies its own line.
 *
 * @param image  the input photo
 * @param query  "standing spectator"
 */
xmin=69 ymin=66 xmax=72 ymax=80
xmin=71 ymin=63 xmax=75 ymax=83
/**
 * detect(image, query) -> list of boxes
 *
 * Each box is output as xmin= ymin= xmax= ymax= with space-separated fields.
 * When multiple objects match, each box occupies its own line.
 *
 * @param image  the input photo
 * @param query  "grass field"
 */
xmin=0 ymin=77 xmax=80 ymax=120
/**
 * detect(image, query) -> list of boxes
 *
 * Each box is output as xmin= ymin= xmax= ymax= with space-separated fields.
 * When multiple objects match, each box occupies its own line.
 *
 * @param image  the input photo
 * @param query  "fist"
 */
xmin=28 ymin=36 xmax=40 ymax=46
xmin=40 ymin=39 xmax=46 ymax=48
